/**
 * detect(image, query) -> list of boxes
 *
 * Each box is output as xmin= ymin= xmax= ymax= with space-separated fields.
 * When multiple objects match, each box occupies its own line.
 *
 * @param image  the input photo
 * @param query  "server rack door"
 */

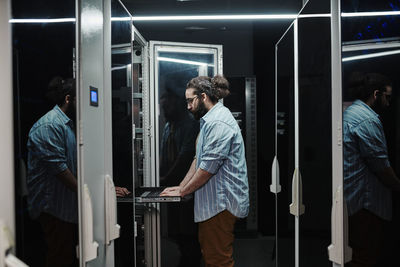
xmin=142 ymin=41 xmax=223 ymax=267
xmin=0 ymin=0 xmax=21 ymax=264
xmin=76 ymin=0 xmax=115 ymax=266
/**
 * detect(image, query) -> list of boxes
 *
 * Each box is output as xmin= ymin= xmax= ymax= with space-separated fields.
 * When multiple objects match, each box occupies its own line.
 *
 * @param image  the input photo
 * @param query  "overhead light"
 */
xmin=133 ymin=14 xmax=297 ymax=21
xmin=112 ymin=65 xmax=130 ymax=71
xmin=342 ymin=11 xmax=400 ymax=17
xmin=298 ymin=14 xmax=331 ymax=18
xmin=158 ymin=56 xmax=213 ymax=66
xmin=9 ymin=10 xmax=400 ymax=24
xmin=9 ymin=18 xmax=75 ymax=23
xmin=111 ymin=17 xmax=131 ymax=21
xmin=342 ymin=49 xmax=400 ymax=62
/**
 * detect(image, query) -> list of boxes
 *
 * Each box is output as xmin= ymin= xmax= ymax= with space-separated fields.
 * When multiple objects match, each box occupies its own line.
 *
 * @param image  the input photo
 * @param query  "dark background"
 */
xmin=11 ymin=0 xmax=400 ymax=266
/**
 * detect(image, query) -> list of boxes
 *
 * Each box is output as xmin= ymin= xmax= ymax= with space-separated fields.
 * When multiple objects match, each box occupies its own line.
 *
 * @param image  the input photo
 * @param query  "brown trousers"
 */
xmin=346 ymin=209 xmax=384 ymax=267
xmin=39 ymin=213 xmax=78 ymax=267
xmin=198 ymin=210 xmax=237 ymax=267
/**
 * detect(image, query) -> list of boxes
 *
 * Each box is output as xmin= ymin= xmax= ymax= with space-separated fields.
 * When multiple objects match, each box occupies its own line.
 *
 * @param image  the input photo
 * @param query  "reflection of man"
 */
xmin=159 ymin=88 xmax=201 ymax=267
xmin=27 ymin=77 xmax=129 ymax=267
xmin=162 ymin=76 xmax=249 ymax=267
xmin=160 ymin=88 xmax=199 ymax=185
xmin=343 ymin=73 xmax=400 ymax=267
xmin=27 ymin=77 xmax=79 ymax=267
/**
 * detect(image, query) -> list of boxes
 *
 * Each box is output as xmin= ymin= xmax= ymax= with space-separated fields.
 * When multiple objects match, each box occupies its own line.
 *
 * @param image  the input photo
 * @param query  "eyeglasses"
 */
xmin=186 ymin=95 xmax=198 ymax=104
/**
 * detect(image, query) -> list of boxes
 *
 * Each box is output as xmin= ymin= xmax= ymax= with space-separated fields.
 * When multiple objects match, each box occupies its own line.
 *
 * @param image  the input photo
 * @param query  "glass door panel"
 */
xmin=275 ymin=23 xmax=296 ymax=267
xmin=297 ymin=1 xmax=332 ymax=266
xmin=149 ymin=41 xmax=222 ymax=267
xmin=111 ymin=1 xmax=134 ymax=266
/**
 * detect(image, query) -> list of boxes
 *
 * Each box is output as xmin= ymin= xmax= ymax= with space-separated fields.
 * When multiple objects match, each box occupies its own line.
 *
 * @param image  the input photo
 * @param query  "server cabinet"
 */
xmin=112 ymin=25 xmax=223 ymax=266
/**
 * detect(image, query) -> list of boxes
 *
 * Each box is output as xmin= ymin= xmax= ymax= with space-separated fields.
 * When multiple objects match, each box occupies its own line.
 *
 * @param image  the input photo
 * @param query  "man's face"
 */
xmin=185 ymin=88 xmax=207 ymax=120
xmin=374 ymin=86 xmax=392 ymax=113
xmin=160 ymin=95 xmax=178 ymax=122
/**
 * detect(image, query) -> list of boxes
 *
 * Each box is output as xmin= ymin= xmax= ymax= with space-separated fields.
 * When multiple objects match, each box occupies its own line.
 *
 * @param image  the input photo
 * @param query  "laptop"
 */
xmin=117 ymin=187 xmax=191 ymax=203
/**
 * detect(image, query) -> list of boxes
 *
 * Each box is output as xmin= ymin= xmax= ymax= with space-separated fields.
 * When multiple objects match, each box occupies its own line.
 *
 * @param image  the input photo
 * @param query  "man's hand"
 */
xmin=160 ymin=186 xmax=182 ymax=197
xmin=115 ymin=186 xmax=130 ymax=197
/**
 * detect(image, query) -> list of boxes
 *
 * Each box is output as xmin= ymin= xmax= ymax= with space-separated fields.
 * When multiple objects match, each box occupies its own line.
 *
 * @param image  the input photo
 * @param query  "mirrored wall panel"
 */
xmin=341 ymin=1 xmax=400 ymax=266
xmin=12 ymin=3 xmax=78 ymax=266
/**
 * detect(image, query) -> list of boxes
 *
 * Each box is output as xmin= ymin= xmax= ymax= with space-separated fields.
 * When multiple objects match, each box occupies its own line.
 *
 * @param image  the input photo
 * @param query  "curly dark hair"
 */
xmin=186 ymin=75 xmax=230 ymax=103
xmin=212 ymin=75 xmax=230 ymax=99
xmin=45 ymin=76 xmax=76 ymax=106
xmin=348 ymin=72 xmax=392 ymax=101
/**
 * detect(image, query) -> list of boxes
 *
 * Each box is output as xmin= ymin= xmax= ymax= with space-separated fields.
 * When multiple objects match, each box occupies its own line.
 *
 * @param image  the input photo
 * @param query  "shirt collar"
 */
xmin=353 ymin=99 xmax=379 ymax=118
xmin=53 ymin=105 xmax=72 ymax=125
xmin=200 ymin=102 xmax=222 ymax=124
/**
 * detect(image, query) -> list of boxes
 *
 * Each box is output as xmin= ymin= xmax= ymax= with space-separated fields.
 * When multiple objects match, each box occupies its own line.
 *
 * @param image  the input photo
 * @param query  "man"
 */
xmin=27 ymin=77 xmax=129 ymax=267
xmin=162 ymin=76 xmax=249 ymax=267
xmin=343 ymin=72 xmax=400 ymax=267
xmin=27 ymin=77 xmax=79 ymax=267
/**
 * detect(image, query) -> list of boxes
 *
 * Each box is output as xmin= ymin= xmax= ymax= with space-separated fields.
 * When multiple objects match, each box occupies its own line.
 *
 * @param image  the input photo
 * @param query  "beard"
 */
xmin=66 ymin=102 xmax=76 ymax=121
xmin=371 ymin=95 xmax=387 ymax=115
xmin=191 ymin=99 xmax=208 ymax=120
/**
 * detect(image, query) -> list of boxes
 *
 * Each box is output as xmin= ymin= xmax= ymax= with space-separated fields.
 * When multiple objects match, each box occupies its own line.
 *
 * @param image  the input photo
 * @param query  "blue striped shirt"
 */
xmin=27 ymin=105 xmax=78 ymax=223
xmin=194 ymin=102 xmax=249 ymax=222
xmin=343 ymin=100 xmax=392 ymax=221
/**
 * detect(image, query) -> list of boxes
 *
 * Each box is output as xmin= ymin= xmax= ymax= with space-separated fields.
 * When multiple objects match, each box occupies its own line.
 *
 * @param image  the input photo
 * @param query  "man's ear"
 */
xmin=64 ymin=94 xmax=71 ymax=105
xmin=373 ymin=90 xmax=379 ymax=100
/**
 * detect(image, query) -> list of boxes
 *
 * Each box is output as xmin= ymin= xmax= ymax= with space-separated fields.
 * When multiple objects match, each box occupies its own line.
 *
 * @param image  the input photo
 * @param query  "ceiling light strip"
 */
xmin=158 ymin=56 xmax=213 ymax=66
xmin=342 ymin=49 xmax=400 ymax=62
xmin=9 ymin=18 xmax=76 ymax=23
xmin=341 ymin=11 xmax=400 ymax=17
xmin=9 ymin=10 xmax=400 ymax=24
xmin=132 ymin=14 xmax=297 ymax=21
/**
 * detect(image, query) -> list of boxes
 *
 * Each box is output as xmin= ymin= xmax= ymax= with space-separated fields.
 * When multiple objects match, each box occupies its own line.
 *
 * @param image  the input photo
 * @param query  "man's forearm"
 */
xmin=180 ymin=168 xmax=213 ymax=197
xmin=56 ymin=168 xmax=77 ymax=192
xmin=377 ymin=166 xmax=400 ymax=191
xmin=179 ymin=159 xmax=197 ymax=187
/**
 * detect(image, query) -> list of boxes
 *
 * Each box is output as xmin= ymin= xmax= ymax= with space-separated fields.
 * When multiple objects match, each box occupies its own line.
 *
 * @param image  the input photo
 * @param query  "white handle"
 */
xmin=5 ymin=255 xmax=28 ymax=267
xmin=83 ymin=185 xmax=99 ymax=262
xmin=289 ymin=168 xmax=305 ymax=216
xmin=270 ymin=156 xmax=281 ymax=193
xmin=328 ymin=186 xmax=352 ymax=264
xmin=105 ymin=175 xmax=120 ymax=245
xmin=0 ymin=220 xmax=28 ymax=267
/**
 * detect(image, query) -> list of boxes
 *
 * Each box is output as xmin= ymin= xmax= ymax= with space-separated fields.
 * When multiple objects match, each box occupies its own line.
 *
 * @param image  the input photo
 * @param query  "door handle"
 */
xmin=328 ymin=185 xmax=352 ymax=264
xmin=270 ymin=156 xmax=281 ymax=194
xmin=0 ymin=220 xmax=28 ymax=267
xmin=105 ymin=175 xmax=121 ymax=245
xmin=289 ymin=168 xmax=305 ymax=216
xmin=81 ymin=184 xmax=99 ymax=262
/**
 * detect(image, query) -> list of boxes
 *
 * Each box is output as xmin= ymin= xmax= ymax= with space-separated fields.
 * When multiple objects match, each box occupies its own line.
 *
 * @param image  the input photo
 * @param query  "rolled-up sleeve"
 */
xmin=30 ymin=123 xmax=68 ymax=175
xmin=356 ymin=119 xmax=390 ymax=172
xmin=199 ymin=121 xmax=234 ymax=174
